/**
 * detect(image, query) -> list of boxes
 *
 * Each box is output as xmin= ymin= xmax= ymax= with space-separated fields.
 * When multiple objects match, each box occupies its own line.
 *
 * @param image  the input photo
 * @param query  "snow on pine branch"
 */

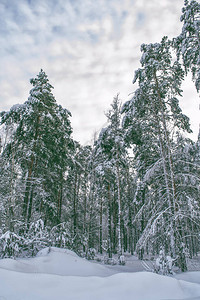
xmin=143 ymin=159 xmax=163 ymax=183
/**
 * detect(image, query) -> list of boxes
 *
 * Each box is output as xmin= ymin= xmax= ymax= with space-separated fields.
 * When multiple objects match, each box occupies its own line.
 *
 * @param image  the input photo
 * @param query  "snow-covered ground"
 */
xmin=0 ymin=247 xmax=200 ymax=300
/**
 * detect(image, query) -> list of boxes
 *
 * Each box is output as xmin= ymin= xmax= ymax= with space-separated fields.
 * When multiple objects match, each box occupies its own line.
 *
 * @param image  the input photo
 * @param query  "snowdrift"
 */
xmin=0 ymin=247 xmax=114 ymax=277
xmin=0 ymin=247 xmax=200 ymax=300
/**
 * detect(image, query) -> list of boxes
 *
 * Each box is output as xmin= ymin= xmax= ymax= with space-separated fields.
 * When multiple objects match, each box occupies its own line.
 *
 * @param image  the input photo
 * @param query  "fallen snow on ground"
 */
xmin=0 ymin=247 xmax=200 ymax=300
xmin=175 ymin=271 xmax=200 ymax=285
xmin=0 ymin=247 xmax=114 ymax=277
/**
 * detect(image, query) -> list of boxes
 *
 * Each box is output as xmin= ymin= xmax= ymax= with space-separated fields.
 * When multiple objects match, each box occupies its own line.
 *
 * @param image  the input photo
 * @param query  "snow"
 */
xmin=175 ymin=271 xmax=200 ymax=284
xmin=0 ymin=247 xmax=200 ymax=300
xmin=0 ymin=247 xmax=114 ymax=277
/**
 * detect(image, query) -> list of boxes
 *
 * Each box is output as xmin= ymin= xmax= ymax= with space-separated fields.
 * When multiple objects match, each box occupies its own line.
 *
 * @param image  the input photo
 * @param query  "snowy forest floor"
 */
xmin=91 ymin=252 xmax=155 ymax=273
xmin=91 ymin=252 xmax=200 ymax=274
xmin=1 ymin=248 xmax=200 ymax=299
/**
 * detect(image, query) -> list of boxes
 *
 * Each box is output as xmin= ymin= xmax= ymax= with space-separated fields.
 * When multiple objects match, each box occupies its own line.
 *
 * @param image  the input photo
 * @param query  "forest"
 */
xmin=0 ymin=0 xmax=199 ymax=273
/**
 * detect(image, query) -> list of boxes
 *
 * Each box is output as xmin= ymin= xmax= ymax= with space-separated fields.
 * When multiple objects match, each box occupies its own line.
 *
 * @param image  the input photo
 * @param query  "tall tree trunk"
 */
xmin=23 ymin=114 xmax=40 ymax=223
xmin=157 ymin=128 xmax=176 ymax=256
xmin=82 ymin=173 xmax=88 ymax=253
xmin=23 ymin=157 xmax=35 ymax=220
xmin=99 ymin=194 xmax=103 ymax=254
xmin=126 ymin=168 xmax=134 ymax=255
xmin=57 ymin=172 xmax=63 ymax=224
xmin=107 ymin=182 xmax=112 ymax=258
xmin=8 ymin=142 xmax=16 ymax=231
xmin=116 ymin=153 xmax=122 ymax=255
xmin=27 ymin=186 xmax=34 ymax=227
xmin=73 ymin=171 xmax=78 ymax=238
xmin=154 ymin=71 xmax=177 ymax=257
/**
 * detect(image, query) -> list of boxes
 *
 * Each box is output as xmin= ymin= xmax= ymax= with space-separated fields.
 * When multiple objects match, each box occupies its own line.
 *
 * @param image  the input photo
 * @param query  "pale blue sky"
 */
xmin=0 ymin=0 xmax=199 ymax=144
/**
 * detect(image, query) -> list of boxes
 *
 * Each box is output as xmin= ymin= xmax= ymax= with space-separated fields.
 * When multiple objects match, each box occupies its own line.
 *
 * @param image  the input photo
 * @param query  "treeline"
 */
xmin=0 ymin=0 xmax=199 ymax=272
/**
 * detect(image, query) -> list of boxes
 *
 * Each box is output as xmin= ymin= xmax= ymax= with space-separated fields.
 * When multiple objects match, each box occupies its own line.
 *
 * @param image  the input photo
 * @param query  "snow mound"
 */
xmin=0 ymin=247 xmax=114 ymax=277
xmin=0 ymin=269 xmax=200 ymax=300
xmin=0 ymin=248 xmax=200 ymax=300
xmin=36 ymin=246 xmax=78 ymax=257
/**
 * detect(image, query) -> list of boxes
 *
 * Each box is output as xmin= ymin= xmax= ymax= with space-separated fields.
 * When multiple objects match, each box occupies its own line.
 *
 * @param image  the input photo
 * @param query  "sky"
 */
xmin=0 ymin=0 xmax=199 ymax=144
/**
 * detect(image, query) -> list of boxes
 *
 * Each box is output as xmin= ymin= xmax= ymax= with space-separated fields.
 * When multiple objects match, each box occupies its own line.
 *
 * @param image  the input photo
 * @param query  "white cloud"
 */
xmin=0 ymin=0 xmax=199 ymax=144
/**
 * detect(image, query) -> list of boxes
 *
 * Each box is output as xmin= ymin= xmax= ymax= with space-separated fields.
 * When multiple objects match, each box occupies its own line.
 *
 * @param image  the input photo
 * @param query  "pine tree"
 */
xmin=0 ymin=70 xmax=74 ymax=229
xmin=175 ymin=0 xmax=200 ymax=92
xmin=122 ymin=37 xmax=192 ymax=270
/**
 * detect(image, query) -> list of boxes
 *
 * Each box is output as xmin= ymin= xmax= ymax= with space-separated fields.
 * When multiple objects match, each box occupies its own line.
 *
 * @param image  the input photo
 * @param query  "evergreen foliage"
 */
xmin=0 ymin=70 xmax=74 ymax=229
xmin=174 ymin=0 xmax=200 ymax=91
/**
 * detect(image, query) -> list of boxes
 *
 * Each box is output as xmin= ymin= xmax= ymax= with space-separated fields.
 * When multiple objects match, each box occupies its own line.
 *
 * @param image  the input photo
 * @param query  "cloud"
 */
xmin=0 ymin=0 xmax=199 ymax=144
